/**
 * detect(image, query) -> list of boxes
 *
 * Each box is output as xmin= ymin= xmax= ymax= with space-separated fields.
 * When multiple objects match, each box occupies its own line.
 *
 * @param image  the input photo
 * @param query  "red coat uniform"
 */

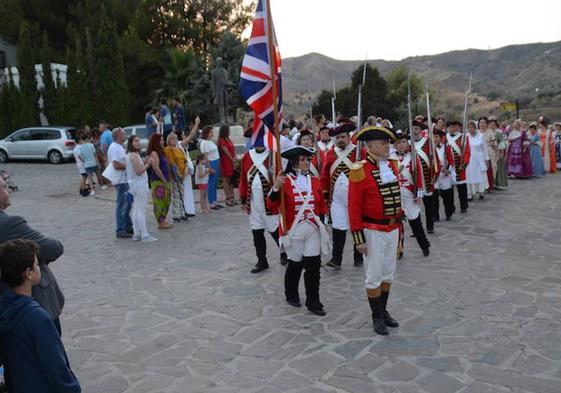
xmin=446 ymin=133 xmax=471 ymax=182
xmin=238 ymin=150 xmax=273 ymax=212
xmin=267 ymin=173 xmax=327 ymax=236
xmin=396 ymin=151 xmax=424 ymax=195
xmin=414 ymin=136 xmax=437 ymax=193
xmin=348 ymin=154 xmax=403 ymax=245
xmin=320 ymin=145 xmax=364 ymax=200
xmin=436 ymin=143 xmax=455 ymax=173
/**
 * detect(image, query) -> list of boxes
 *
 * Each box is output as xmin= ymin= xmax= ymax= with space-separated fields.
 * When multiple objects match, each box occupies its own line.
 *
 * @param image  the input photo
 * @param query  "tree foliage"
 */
xmin=313 ymin=64 xmax=431 ymax=129
xmin=0 ymin=0 xmax=254 ymax=129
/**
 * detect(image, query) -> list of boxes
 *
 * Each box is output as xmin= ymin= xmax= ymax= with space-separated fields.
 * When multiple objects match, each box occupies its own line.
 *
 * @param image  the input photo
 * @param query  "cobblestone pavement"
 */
xmin=4 ymin=162 xmax=561 ymax=393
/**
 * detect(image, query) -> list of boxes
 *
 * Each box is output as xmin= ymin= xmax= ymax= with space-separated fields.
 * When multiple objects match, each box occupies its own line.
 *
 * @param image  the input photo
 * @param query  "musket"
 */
xmin=355 ymin=56 xmax=368 ymax=160
xmin=459 ymin=72 xmax=473 ymax=167
xmin=407 ymin=75 xmax=418 ymax=198
xmin=309 ymin=106 xmax=322 ymax=169
xmin=425 ymin=82 xmax=439 ymax=181
xmin=331 ymin=77 xmax=336 ymax=129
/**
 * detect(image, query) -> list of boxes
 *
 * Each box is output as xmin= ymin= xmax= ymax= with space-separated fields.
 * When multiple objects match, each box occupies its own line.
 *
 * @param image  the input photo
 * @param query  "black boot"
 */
xmin=353 ymin=247 xmax=364 ymax=266
xmin=408 ymin=217 xmax=430 ymax=257
xmin=251 ymin=229 xmax=269 ymax=273
xmin=284 ymin=259 xmax=303 ymax=307
xmin=303 ymin=256 xmax=325 ymax=315
xmin=326 ymin=228 xmax=345 ymax=269
xmin=368 ymin=297 xmax=389 ymax=335
xmin=380 ymin=291 xmax=399 ymax=328
xmin=270 ymin=229 xmax=287 ymax=266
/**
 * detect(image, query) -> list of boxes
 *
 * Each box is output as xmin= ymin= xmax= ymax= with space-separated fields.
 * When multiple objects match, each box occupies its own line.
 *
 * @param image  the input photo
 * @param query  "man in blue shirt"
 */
xmin=0 ymin=239 xmax=81 ymax=393
xmin=145 ymin=105 xmax=158 ymax=137
xmin=99 ymin=121 xmax=113 ymax=160
xmin=159 ymin=99 xmax=173 ymax=143
xmin=173 ymin=97 xmax=186 ymax=137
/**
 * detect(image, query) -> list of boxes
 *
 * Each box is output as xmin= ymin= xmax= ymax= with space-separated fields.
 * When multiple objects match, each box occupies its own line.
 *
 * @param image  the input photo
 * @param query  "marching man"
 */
xmin=317 ymin=125 xmax=334 ymax=159
xmin=434 ymin=129 xmax=456 ymax=220
xmin=393 ymin=131 xmax=431 ymax=257
xmin=268 ymin=146 xmax=330 ymax=316
xmin=239 ymin=145 xmax=287 ymax=273
xmin=320 ymin=122 xmax=364 ymax=268
xmin=412 ymin=121 xmax=437 ymax=233
xmin=349 ymin=126 xmax=402 ymax=336
xmin=446 ymin=120 xmax=471 ymax=213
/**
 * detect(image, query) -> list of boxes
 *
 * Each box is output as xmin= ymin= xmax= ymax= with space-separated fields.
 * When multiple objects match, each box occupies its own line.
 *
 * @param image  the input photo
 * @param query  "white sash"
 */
xmin=415 ymin=137 xmax=430 ymax=166
xmin=282 ymin=175 xmax=331 ymax=255
xmin=248 ymin=149 xmax=270 ymax=182
xmin=448 ymin=134 xmax=462 ymax=157
xmin=399 ymin=154 xmax=414 ymax=185
xmin=329 ymin=144 xmax=355 ymax=177
xmin=309 ymin=163 xmax=320 ymax=177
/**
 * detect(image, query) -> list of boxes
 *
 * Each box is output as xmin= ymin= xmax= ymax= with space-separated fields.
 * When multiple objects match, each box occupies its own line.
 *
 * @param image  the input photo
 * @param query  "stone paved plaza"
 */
xmin=4 ymin=162 xmax=561 ymax=393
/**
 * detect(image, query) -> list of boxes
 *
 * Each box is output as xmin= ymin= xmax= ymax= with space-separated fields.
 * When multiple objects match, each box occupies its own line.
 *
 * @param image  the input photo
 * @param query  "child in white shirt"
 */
xmin=195 ymin=153 xmax=213 ymax=213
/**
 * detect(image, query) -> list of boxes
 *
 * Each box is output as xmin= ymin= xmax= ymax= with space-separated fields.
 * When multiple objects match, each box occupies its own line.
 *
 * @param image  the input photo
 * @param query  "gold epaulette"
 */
xmin=349 ymin=160 xmax=367 ymax=182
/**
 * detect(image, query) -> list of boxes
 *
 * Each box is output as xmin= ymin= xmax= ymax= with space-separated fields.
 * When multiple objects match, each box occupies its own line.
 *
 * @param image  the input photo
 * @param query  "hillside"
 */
xmin=282 ymin=40 xmax=561 ymax=119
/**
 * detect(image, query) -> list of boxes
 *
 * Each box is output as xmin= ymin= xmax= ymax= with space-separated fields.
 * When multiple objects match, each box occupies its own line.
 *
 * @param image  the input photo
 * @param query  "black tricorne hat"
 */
xmin=330 ymin=122 xmax=356 ymax=137
xmin=281 ymin=145 xmax=316 ymax=159
xmin=412 ymin=120 xmax=426 ymax=129
xmin=355 ymin=126 xmax=397 ymax=142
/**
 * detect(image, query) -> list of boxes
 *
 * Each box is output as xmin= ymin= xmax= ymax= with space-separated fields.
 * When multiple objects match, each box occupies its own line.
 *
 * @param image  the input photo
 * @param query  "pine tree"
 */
xmin=15 ymin=22 xmax=39 ymax=127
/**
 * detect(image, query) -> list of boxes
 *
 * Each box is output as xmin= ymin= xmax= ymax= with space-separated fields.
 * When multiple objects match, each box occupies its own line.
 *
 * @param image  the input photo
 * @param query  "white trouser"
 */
xmin=400 ymin=188 xmax=420 ymax=220
xmin=330 ymin=200 xmax=349 ymax=230
xmin=182 ymin=174 xmax=196 ymax=215
xmin=467 ymin=183 xmax=486 ymax=197
xmin=131 ymin=189 xmax=150 ymax=237
xmin=363 ymin=228 xmax=399 ymax=289
xmin=284 ymin=221 xmax=321 ymax=262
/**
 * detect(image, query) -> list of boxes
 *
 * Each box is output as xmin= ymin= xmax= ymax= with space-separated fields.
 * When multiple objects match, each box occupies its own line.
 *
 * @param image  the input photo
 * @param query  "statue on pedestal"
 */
xmin=212 ymin=57 xmax=230 ymax=124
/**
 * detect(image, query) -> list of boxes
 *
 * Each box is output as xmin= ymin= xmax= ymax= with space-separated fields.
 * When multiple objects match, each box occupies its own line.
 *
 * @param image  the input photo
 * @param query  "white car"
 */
xmin=123 ymin=125 xmax=150 ymax=154
xmin=0 ymin=126 xmax=78 ymax=164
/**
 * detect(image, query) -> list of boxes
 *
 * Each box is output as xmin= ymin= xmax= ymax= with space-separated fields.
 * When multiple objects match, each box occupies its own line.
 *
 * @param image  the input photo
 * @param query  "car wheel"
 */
xmin=0 ymin=149 xmax=7 ymax=163
xmin=48 ymin=150 xmax=63 ymax=164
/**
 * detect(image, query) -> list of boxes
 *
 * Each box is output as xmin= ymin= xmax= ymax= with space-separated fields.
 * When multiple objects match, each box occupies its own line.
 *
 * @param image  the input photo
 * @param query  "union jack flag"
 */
xmin=239 ymin=0 xmax=283 ymax=149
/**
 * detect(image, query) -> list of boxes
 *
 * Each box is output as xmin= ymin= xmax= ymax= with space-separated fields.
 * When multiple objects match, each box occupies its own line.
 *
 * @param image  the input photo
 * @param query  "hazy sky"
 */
xmin=252 ymin=0 xmax=561 ymax=60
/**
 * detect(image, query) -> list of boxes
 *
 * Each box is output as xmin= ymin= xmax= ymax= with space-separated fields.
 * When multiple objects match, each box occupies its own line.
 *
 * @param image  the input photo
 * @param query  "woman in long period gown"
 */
xmin=539 ymin=122 xmax=557 ymax=174
xmin=478 ymin=117 xmax=496 ymax=192
xmin=466 ymin=121 xmax=488 ymax=200
xmin=489 ymin=118 xmax=508 ymax=188
xmin=555 ymin=122 xmax=561 ymax=170
xmin=506 ymin=120 xmax=533 ymax=178
xmin=528 ymin=123 xmax=545 ymax=177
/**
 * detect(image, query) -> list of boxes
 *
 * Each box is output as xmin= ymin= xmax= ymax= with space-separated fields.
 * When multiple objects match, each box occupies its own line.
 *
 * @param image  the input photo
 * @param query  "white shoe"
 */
xmin=132 ymin=234 xmax=141 ymax=241
xmin=141 ymin=235 xmax=158 ymax=242
xmin=101 ymin=185 xmax=108 ymax=190
xmin=89 ymin=191 xmax=95 ymax=196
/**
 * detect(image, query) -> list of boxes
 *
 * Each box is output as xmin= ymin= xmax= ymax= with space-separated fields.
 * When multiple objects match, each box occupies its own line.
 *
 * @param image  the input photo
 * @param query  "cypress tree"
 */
xmin=92 ymin=5 xmax=129 ymax=126
xmin=40 ymin=31 xmax=56 ymax=124
xmin=66 ymin=37 xmax=94 ymax=127
xmin=15 ymin=22 xmax=39 ymax=127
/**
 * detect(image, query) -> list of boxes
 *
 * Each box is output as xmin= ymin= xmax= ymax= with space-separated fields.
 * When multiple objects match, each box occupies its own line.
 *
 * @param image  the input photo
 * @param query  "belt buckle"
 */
xmin=389 ymin=218 xmax=395 ymax=225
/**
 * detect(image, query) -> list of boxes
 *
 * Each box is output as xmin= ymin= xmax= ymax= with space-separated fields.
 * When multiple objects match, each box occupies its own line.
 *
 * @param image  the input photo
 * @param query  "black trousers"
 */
xmin=439 ymin=188 xmax=455 ymax=218
xmin=456 ymin=183 xmax=469 ymax=211
xmin=252 ymin=228 xmax=282 ymax=266
xmin=422 ymin=194 xmax=437 ymax=230
xmin=331 ymin=228 xmax=363 ymax=264
xmin=408 ymin=217 xmax=431 ymax=250
xmin=285 ymin=256 xmax=323 ymax=310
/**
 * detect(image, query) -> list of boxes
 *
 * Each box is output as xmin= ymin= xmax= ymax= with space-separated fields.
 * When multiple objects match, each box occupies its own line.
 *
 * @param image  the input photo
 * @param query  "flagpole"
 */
xmin=265 ymin=0 xmax=285 ymax=231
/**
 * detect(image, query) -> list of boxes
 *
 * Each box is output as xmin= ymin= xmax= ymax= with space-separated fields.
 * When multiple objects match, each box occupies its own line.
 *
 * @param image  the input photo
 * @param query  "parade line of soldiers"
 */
xmin=237 ymin=116 xmax=477 ymax=336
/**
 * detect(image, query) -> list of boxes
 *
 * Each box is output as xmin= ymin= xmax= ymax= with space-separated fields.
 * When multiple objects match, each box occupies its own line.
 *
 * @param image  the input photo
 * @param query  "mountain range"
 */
xmin=281 ymin=40 xmax=561 ymax=118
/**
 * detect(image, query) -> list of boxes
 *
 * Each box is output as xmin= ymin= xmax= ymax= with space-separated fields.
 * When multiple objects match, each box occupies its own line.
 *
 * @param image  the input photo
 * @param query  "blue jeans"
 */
xmin=115 ymin=183 xmax=133 ymax=234
xmin=208 ymin=159 xmax=220 ymax=205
